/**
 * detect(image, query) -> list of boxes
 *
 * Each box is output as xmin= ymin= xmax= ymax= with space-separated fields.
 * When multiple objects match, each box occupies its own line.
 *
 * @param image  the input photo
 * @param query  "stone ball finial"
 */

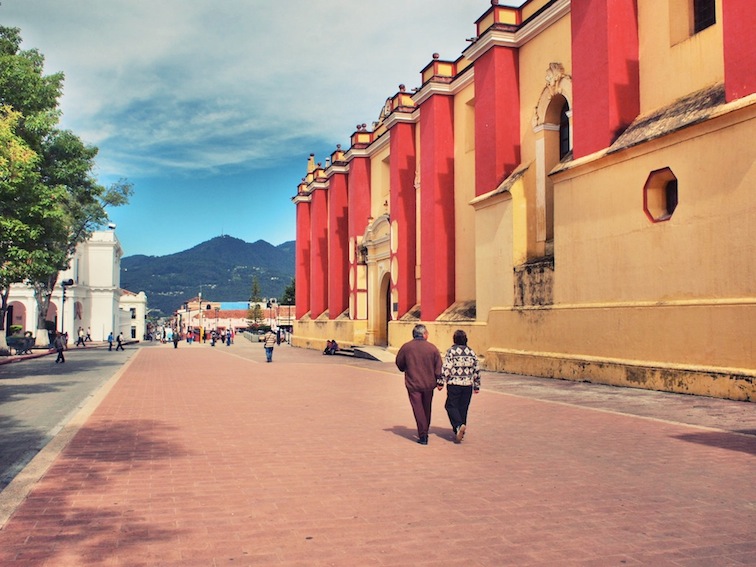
xmin=432 ymin=53 xmax=439 ymax=60
xmin=399 ymin=84 xmax=406 ymax=92
xmin=336 ymin=144 xmax=342 ymax=150
xmin=492 ymin=0 xmax=499 ymax=5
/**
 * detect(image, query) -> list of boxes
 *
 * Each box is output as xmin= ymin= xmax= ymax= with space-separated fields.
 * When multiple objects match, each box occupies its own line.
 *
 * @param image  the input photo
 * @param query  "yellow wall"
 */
xmin=473 ymin=192 xmax=515 ymax=318
xmin=453 ymin=83 xmax=477 ymax=301
xmin=640 ymin=0 xmax=724 ymax=112
xmin=518 ymin=13 xmax=572 ymax=165
xmin=554 ymin=111 xmax=755 ymax=305
xmin=370 ymin=143 xmax=391 ymax=219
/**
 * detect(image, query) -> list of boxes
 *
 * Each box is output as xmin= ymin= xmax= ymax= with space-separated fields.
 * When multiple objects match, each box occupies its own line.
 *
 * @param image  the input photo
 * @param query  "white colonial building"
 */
xmin=6 ymin=230 xmax=147 ymax=345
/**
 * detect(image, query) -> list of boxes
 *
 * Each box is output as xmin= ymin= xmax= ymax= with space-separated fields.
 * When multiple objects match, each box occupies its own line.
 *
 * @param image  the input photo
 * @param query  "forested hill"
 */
xmin=120 ymin=235 xmax=295 ymax=316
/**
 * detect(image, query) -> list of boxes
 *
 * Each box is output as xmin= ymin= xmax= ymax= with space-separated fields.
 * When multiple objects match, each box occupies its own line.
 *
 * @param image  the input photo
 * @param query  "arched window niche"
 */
xmin=532 ymin=63 xmax=573 ymax=257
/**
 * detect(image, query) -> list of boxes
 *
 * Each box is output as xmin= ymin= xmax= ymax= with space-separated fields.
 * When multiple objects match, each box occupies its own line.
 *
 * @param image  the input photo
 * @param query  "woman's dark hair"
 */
xmin=453 ymin=329 xmax=468 ymax=346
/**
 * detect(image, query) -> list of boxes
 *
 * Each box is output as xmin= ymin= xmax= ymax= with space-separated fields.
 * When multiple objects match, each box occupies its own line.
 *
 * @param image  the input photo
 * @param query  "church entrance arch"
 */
xmin=361 ymin=214 xmax=392 ymax=346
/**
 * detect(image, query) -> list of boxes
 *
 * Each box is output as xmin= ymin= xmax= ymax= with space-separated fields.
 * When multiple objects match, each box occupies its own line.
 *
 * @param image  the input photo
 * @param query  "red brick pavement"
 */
xmin=0 ymin=340 xmax=754 ymax=566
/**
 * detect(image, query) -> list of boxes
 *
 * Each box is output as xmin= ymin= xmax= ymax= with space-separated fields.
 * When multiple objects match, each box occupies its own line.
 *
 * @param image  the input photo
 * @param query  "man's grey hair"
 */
xmin=412 ymin=324 xmax=427 ymax=340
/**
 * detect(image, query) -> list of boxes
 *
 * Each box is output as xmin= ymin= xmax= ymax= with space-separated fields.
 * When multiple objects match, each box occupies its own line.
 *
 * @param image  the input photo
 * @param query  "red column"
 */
xmin=389 ymin=121 xmax=417 ymax=318
xmin=571 ymin=0 xmax=640 ymax=159
xmin=348 ymin=154 xmax=371 ymax=318
xmin=293 ymin=191 xmax=311 ymax=319
xmin=309 ymin=183 xmax=328 ymax=319
xmin=419 ymin=94 xmax=455 ymax=320
xmin=723 ymin=0 xmax=756 ymax=102
xmin=328 ymin=168 xmax=349 ymax=319
xmin=474 ymin=45 xmax=520 ymax=196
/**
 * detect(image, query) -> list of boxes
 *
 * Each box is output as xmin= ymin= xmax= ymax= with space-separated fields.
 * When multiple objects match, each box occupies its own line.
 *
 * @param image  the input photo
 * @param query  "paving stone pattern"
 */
xmin=0 ymin=340 xmax=754 ymax=566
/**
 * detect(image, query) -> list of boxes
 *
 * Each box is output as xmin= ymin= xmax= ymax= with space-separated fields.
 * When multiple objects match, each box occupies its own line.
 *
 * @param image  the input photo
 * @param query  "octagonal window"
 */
xmin=644 ymin=167 xmax=678 ymax=223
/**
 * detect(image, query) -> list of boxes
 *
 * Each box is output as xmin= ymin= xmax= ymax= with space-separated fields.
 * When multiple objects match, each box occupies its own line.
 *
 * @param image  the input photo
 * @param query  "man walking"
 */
xmin=53 ymin=332 xmax=66 ymax=364
xmin=262 ymin=327 xmax=277 ymax=362
xmin=115 ymin=332 xmax=125 ymax=351
xmin=395 ymin=324 xmax=443 ymax=445
xmin=107 ymin=332 xmax=114 ymax=351
xmin=75 ymin=327 xmax=86 ymax=347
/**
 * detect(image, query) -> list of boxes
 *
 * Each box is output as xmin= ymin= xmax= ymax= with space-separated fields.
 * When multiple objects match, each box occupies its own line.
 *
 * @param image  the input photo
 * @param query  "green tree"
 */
xmin=247 ymin=276 xmax=264 ymax=327
xmin=0 ymin=26 xmax=132 ymax=344
xmin=280 ymin=277 xmax=295 ymax=305
xmin=0 ymin=106 xmax=67 ymax=352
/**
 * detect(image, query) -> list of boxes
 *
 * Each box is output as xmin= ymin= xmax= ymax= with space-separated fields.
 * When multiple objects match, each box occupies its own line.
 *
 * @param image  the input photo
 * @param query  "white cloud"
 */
xmin=3 ymin=0 xmax=496 ymax=177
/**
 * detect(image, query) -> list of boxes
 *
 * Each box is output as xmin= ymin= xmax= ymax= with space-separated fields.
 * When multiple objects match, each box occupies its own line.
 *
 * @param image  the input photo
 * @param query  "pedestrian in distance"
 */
xmin=53 ymin=332 xmax=66 ymax=363
xmin=395 ymin=324 xmax=443 ymax=445
xmin=107 ymin=331 xmax=114 ymax=351
xmin=115 ymin=332 xmax=124 ymax=351
xmin=85 ymin=327 xmax=92 ymax=342
xmin=172 ymin=331 xmax=179 ymax=349
xmin=263 ymin=328 xmax=277 ymax=362
xmin=440 ymin=329 xmax=481 ymax=443
xmin=75 ymin=327 xmax=86 ymax=347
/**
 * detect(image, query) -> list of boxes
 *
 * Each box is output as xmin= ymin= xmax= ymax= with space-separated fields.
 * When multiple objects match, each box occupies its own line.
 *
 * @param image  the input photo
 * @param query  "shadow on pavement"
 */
xmin=674 ymin=431 xmax=756 ymax=456
xmin=3 ymin=419 xmax=192 ymax=564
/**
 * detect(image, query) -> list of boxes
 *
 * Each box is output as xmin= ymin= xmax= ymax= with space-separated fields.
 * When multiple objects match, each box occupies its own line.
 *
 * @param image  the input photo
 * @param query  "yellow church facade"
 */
xmin=292 ymin=0 xmax=755 ymax=401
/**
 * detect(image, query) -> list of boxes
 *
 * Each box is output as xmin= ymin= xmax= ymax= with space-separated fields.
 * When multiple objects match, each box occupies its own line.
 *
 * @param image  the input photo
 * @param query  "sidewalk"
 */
xmin=0 ymin=339 xmax=754 ymax=566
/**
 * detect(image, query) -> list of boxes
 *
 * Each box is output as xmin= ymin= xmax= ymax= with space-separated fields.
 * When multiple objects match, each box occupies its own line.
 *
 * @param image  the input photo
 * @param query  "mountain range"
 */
xmin=120 ymin=235 xmax=295 ymax=316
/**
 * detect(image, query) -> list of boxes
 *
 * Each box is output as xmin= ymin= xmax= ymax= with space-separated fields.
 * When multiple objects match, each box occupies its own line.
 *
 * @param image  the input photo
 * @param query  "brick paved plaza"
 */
xmin=0 ymin=339 xmax=754 ymax=566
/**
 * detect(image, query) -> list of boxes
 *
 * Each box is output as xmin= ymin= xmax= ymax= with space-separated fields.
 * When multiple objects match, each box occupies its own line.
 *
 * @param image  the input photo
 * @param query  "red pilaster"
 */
xmin=293 ymin=192 xmax=311 ymax=319
xmin=419 ymin=94 xmax=455 ymax=320
xmin=327 ymin=167 xmax=349 ymax=319
xmin=571 ymin=0 xmax=640 ymax=158
xmin=723 ymin=0 xmax=756 ymax=102
xmin=474 ymin=45 xmax=520 ymax=196
xmin=309 ymin=183 xmax=328 ymax=319
xmin=389 ymin=121 xmax=417 ymax=318
xmin=348 ymin=154 xmax=371 ymax=318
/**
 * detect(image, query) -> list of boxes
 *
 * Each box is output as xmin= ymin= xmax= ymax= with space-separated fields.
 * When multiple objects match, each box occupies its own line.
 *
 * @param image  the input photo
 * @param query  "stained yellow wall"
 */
xmin=640 ymin=0 xmax=724 ymax=112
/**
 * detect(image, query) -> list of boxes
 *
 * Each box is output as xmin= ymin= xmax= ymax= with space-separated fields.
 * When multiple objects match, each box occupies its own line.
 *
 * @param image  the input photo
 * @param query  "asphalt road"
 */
xmin=0 ymin=343 xmax=141 ymax=490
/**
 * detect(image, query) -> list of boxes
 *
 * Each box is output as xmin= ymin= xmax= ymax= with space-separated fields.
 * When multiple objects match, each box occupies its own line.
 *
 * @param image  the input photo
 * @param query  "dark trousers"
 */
xmin=445 ymin=385 xmax=473 ymax=432
xmin=55 ymin=348 xmax=65 ymax=363
xmin=407 ymin=388 xmax=434 ymax=439
xmin=116 ymin=341 xmax=124 ymax=351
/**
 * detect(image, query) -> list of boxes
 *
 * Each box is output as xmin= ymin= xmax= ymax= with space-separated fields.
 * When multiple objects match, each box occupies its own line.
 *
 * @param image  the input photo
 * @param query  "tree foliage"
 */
xmin=280 ymin=278 xmax=295 ymax=305
xmin=247 ymin=276 xmax=264 ymax=326
xmin=0 ymin=26 xmax=132 ymax=344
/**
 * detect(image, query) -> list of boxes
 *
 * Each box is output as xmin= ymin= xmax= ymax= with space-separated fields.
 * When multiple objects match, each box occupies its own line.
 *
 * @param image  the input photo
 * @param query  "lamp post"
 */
xmin=60 ymin=279 xmax=74 ymax=336
xmin=198 ymin=291 xmax=203 ymax=342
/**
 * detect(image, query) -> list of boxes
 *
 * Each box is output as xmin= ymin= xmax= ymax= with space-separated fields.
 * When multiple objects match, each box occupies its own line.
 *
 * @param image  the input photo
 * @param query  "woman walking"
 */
xmin=440 ymin=330 xmax=480 ymax=443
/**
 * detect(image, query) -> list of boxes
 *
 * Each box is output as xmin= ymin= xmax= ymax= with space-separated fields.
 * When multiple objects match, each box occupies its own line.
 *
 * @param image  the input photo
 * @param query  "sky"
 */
xmin=2 ymin=0 xmax=523 ymax=258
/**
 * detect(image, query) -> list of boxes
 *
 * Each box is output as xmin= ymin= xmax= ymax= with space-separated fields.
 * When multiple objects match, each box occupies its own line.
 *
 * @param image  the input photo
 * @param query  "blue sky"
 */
xmin=2 ymin=0 xmax=523 ymax=257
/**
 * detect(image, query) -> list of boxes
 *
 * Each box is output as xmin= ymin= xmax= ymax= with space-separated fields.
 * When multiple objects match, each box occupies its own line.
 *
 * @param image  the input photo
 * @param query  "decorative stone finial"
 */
xmin=399 ymin=84 xmax=406 ymax=92
xmin=432 ymin=53 xmax=439 ymax=60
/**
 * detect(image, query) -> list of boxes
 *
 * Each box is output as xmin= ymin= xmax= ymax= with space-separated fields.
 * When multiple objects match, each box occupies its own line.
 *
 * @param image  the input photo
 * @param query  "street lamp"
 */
xmin=198 ymin=291 xmax=202 ymax=341
xmin=60 ymin=279 xmax=74 ymax=336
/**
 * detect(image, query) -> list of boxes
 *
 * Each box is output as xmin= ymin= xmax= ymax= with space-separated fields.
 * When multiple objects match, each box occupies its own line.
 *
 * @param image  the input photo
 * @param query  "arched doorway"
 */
xmin=375 ymin=272 xmax=392 ymax=346
xmin=7 ymin=301 xmax=27 ymax=334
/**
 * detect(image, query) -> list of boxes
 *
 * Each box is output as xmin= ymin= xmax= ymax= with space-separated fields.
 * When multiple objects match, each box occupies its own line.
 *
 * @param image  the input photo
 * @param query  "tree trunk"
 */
xmin=34 ymin=277 xmax=56 ymax=347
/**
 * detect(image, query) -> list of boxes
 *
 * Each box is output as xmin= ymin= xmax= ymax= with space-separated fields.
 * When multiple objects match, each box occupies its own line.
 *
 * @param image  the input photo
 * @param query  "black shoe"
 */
xmin=417 ymin=435 xmax=428 ymax=445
